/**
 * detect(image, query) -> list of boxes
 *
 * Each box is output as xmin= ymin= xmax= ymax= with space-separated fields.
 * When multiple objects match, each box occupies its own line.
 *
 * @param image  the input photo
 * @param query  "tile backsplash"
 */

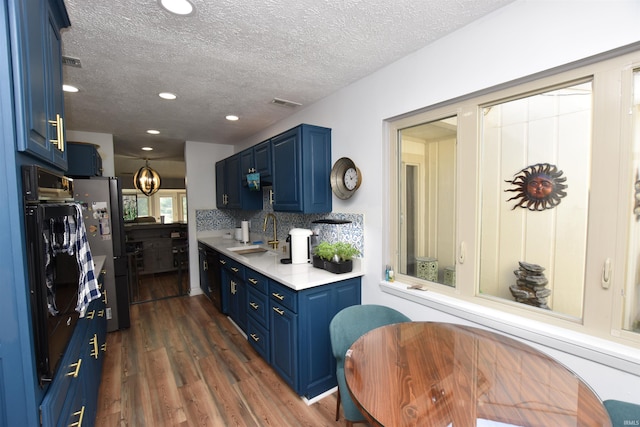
xmin=196 ymin=194 xmax=364 ymax=256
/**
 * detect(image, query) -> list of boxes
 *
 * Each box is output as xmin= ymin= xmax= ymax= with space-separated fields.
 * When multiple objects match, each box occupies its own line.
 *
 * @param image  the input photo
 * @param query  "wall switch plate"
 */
xmin=106 ymin=307 xmax=112 ymax=319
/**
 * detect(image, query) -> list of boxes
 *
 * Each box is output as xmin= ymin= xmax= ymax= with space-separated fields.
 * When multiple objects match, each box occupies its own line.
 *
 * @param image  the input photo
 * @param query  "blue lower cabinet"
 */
xmin=267 ymin=277 xmax=361 ymax=399
xmin=40 ymin=280 xmax=107 ymax=426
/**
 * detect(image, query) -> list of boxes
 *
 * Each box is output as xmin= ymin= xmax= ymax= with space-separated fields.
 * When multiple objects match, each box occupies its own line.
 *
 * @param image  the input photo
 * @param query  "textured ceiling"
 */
xmin=60 ymin=0 xmax=514 ymax=177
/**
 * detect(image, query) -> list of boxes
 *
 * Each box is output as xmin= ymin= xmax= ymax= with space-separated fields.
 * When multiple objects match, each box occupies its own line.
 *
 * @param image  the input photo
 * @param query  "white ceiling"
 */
xmin=60 ymin=0 xmax=515 ymax=177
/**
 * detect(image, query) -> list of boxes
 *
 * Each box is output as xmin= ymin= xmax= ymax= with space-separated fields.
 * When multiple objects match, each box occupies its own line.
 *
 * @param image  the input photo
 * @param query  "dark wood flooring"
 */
xmin=95 ymin=273 xmax=343 ymax=426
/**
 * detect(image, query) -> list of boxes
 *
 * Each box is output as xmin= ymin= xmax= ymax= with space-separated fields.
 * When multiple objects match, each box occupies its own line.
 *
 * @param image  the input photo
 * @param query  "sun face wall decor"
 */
xmin=505 ymin=163 xmax=567 ymax=211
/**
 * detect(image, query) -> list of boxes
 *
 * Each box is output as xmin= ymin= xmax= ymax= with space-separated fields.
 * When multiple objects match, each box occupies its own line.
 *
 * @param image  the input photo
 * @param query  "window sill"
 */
xmin=380 ymin=280 xmax=640 ymax=376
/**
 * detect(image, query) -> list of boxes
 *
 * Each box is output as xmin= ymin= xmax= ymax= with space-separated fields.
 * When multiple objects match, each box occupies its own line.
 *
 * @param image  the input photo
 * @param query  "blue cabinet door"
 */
xmin=253 ymin=140 xmax=272 ymax=183
xmin=225 ymin=154 xmax=242 ymax=209
xmin=298 ymin=278 xmax=361 ymax=398
xmin=271 ymin=128 xmax=301 ymax=211
xmin=271 ymin=124 xmax=332 ymax=213
xmin=12 ymin=0 xmax=69 ymax=169
xmin=270 ymin=304 xmax=298 ymax=391
xmin=44 ymin=5 xmax=66 ymax=170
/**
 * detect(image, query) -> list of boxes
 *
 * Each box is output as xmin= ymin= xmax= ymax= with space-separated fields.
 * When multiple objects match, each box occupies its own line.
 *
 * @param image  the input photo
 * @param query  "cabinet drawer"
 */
xmin=219 ymin=255 xmax=244 ymax=279
xmin=270 ymin=281 xmax=298 ymax=313
xmin=247 ymin=286 xmax=269 ymax=328
xmin=247 ymin=318 xmax=270 ymax=363
xmin=245 ymin=268 xmax=269 ymax=294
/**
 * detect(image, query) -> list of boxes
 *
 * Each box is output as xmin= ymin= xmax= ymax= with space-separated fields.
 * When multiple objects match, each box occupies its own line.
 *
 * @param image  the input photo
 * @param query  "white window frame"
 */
xmin=384 ymin=48 xmax=640 ymax=375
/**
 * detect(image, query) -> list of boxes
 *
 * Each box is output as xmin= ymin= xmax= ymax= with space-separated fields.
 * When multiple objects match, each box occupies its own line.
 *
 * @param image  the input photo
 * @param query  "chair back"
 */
xmin=329 ymin=304 xmax=411 ymax=423
xmin=603 ymin=399 xmax=640 ymax=426
xmin=330 ymin=304 xmax=411 ymax=363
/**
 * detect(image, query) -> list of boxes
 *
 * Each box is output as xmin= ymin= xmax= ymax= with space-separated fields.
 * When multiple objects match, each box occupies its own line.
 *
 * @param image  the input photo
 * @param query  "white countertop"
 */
xmin=198 ymin=236 xmax=363 ymax=291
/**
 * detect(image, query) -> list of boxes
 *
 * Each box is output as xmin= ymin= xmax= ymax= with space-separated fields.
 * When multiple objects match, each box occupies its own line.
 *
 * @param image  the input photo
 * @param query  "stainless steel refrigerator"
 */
xmin=73 ymin=177 xmax=130 ymax=331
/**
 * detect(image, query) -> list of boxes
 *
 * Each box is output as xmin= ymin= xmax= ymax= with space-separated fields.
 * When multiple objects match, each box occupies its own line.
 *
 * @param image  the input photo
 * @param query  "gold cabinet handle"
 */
xmin=102 ymin=289 xmax=108 ymax=304
xmin=68 ymin=405 xmax=85 ymax=427
xmin=59 ymin=116 xmax=64 ymax=152
xmin=272 ymin=307 xmax=284 ymax=316
xmin=66 ymin=359 xmax=82 ymax=378
xmin=231 ymin=267 xmax=239 ymax=273
xmin=219 ymin=259 xmax=226 ymax=265
xmin=250 ymin=334 xmax=260 ymax=342
xmin=271 ymin=292 xmax=284 ymax=301
xmin=86 ymin=310 xmax=95 ymax=320
xmin=269 ymin=189 xmax=274 ymax=205
xmin=249 ymin=302 xmax=259 ymax=310
xmin=98 ymin=310 xmax=104 ymax=317
xmin=248 ymin=278 xmax=258 ymax=285
xmin=101 ymin=343 xmax=107 ymax=353
xmin=48 ymin=114 xmax=65 ymax=152
xmin=90 ymin=334 xmax=99 ymax=359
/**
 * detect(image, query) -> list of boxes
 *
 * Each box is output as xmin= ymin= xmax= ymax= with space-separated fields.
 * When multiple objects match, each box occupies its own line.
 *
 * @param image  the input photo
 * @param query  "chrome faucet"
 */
xmin=263 ymin=213 xmax=279 ymax=249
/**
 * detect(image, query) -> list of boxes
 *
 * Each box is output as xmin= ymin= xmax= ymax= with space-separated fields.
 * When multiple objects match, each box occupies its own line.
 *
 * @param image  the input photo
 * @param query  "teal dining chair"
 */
xmin=329 ymin=304 xmax=411 ymax=426
xmin=604 ymin=399 xmax=640 ymax=426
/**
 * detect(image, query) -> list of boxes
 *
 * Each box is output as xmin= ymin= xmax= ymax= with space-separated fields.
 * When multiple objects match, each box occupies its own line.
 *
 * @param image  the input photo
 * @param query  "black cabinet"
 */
xmin=12 ymin=0 xmax=69 ymax=170
xmin=198 ymin=243 xmax=223 ymax=312
xmin=67 ymin=142 xmax=103 ymax=177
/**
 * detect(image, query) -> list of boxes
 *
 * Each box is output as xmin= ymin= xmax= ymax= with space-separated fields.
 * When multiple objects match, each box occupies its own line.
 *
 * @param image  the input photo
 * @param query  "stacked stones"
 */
xmin=509 ymin=261 xmax=551 ymax=309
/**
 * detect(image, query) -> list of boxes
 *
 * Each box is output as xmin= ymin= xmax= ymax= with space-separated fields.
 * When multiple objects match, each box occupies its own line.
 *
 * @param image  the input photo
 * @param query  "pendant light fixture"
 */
xmin=134 ymin=160 xmax=161 ymax=196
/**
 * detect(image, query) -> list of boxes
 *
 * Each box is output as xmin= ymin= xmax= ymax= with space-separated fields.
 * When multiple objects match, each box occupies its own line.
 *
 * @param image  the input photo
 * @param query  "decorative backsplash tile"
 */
xmin=195 ymin=192 xmax=364 ymax=256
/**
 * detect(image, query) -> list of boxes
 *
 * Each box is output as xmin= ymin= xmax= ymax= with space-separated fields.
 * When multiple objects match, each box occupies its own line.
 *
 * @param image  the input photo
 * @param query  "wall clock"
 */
xmin=330 ymin=157 xmax=362 ymax=199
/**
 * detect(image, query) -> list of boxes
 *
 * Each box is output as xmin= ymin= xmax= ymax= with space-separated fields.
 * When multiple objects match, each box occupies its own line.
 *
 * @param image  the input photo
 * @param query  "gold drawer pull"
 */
xmin=219 ymin=259 xmax=226 ymax=265
xmin=271 ymin=292 xmax=284 ymax=301
xmin=231 ymin=267 xmax=239 ymax=273
xmin=68 ymin=405 xmax=85 ymax=427
xmin=250 ymin=334 xmax=260 ymax=342
xmin=90 ymin=334 xmax=99 ymax=359
xmin=86 ymin=310 xmax=95 ymax=319
xmin=98 ymin=310 xmax=105 ymax=317
xmin=272 ymin=307 xmax=284 ymax=316
xmin=248 ymin=278 xmax=258 ymax=285
xmin=101 ymin=343 xmax=107 ymax=352
xmin=249 ymin=302 xmax=259 ymax=310
xmin=66 ymin=359 xmax=82 ymax=378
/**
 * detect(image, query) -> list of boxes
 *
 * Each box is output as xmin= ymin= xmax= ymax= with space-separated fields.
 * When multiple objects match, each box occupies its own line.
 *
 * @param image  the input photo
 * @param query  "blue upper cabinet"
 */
xmin=10 ymin=0 xmax=69 ymax=170
xmin=216 ymin=154 xmax=263 ymax=210
xmin=271 ymin=124 xmax=332 ymax=213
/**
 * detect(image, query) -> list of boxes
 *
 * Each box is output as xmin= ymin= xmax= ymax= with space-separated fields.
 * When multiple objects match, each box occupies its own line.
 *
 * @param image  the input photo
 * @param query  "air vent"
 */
xmin=62 ymin=56 xmax=82 ymax=68
xmin=271 ymin=98 xmax=302 ymax=108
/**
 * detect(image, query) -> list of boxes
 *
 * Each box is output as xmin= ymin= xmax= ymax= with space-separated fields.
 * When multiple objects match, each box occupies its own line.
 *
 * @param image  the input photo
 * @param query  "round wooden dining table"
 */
xmin=344 ymin=322 xmax=611 ymax=427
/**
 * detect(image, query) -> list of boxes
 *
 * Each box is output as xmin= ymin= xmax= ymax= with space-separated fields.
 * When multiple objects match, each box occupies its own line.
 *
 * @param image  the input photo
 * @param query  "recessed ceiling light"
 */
xmin=159 ymin=92 xmax=177 ymax=100
xmin=63 ymin=84 xmax=79 ymax=93
xmin=159 ymin=0 xmax=194 ymax=15
xmin=142 ymin=147 xmax=154 ymax=151
xmin=146 ymin=129 xmax=160 ymax=135
xmin=226 ymin=115 xmax=239 ymax=121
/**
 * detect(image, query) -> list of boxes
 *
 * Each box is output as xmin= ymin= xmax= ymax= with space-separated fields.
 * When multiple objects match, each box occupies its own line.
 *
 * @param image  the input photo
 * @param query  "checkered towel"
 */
xmin=73 ymin=203 xmax=101 ymax=317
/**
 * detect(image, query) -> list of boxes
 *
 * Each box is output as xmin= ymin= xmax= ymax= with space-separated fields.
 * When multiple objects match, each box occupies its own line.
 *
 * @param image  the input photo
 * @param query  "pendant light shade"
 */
xmin=134 ymin=160 xmax=161 ymax=196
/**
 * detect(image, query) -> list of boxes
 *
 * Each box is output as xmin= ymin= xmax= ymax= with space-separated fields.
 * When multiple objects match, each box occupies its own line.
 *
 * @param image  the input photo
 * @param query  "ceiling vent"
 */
xmin=62 ymin=56 xmax=82 ymax=68
xmin=271 ymin=98 xmax=302 ymax=108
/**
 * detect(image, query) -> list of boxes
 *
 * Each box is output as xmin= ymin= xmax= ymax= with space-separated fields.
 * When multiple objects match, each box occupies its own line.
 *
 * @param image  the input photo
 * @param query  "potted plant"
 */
xmin=312 ymin=241 xmax=360 ymax=274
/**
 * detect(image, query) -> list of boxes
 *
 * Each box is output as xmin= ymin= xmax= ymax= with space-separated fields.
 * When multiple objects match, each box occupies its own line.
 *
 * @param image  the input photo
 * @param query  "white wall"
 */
xmin=184 ymin=0 xmax=640 ymax=403
xmin=185 ymin=140 xmax=234 ymax=295
xmin=66 ymin=130 xmax=115 ymax=177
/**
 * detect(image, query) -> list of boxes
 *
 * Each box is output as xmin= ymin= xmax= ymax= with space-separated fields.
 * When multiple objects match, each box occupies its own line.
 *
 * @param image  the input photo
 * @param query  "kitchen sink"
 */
xmin=226 ymin=245 xmax=270 ymax=255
